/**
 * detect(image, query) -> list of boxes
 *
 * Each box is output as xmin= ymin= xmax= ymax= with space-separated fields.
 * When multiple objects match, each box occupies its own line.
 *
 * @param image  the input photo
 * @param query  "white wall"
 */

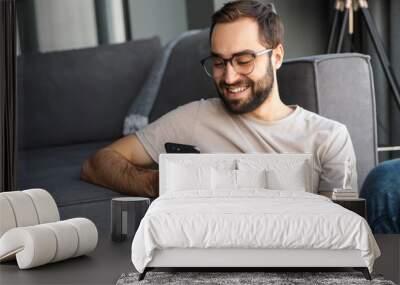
xmin=128 ymin=0 xmax=188 ymax=45
xmin=34 ymin=0 xmax=98 ymax=52
xmin=27 ymin=0 xmax=329 ymax=58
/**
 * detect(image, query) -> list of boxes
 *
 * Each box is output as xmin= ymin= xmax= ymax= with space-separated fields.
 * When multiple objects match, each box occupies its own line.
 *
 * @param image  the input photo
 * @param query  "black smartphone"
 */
xmin=164 ymin=142 xmax=200 ymax=153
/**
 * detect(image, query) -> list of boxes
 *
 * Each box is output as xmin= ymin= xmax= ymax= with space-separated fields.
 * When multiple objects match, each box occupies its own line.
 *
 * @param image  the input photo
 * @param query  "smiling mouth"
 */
xmin=224 ymin=85 xmax=251 ymax=98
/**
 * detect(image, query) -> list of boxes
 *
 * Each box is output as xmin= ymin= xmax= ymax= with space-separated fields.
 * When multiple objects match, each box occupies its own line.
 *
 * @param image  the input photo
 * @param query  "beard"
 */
xmin=215 ymin=56 xmax=274 ymax=114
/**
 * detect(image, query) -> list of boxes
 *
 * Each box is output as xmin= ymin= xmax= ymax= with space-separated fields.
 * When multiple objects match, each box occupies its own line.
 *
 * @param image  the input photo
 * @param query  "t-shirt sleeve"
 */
xmin=317 ymin=124 xmax=358 ymax=192
xmin=135 ymin=101 xmax=201 ymax=163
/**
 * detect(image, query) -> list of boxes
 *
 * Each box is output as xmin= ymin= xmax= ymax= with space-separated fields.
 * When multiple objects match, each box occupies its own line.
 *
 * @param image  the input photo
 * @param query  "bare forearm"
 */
xmin=80 ymin=148 xmax=158 ymax=197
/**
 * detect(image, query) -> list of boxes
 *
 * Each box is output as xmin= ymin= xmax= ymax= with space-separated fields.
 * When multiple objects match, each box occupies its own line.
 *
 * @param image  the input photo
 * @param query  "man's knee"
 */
xmin=361 ymin=159 xmax=400 ymax=196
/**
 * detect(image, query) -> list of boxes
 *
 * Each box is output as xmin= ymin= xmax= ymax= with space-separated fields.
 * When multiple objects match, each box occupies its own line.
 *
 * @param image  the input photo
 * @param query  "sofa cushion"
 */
xmin=277 ymin=53 xmax=377 ymax=190
xmin=149 ymin=29 xmax=215 ymax=122
xmin=17 ymin=140 xmax=121 ymax=207
xmin=17 ymin=37 xmax=162 ymax=149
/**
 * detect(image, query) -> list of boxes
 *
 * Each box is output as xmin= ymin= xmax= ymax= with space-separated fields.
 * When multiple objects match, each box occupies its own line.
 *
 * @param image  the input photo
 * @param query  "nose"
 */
xmin=223 ymin=62 xmax=240 ymax=84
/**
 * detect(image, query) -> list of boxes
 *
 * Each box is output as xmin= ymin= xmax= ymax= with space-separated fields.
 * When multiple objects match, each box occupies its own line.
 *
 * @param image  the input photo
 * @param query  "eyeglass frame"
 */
xmin=200 ymin=48 xmax=273 ymax=78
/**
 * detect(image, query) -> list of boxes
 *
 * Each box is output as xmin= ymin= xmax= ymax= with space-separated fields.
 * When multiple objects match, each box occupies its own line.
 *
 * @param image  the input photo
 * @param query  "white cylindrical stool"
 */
xmin=111 ymin=197 xmax=150 ymax=242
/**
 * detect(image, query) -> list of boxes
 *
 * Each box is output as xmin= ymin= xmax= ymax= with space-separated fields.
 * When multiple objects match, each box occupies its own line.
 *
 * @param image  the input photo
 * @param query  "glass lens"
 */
xmin=203 ymin=57 xmax=224 ymax=77
xmin=232 ymin=53 xmax=255 ymax=75
xmin=202 ymin=53 xmax=256 ymax=77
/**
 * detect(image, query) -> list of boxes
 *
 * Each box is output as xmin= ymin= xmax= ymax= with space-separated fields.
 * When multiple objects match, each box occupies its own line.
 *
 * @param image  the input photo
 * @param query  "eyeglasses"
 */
xmin=200 ymin=49 xmax=273 ymax=78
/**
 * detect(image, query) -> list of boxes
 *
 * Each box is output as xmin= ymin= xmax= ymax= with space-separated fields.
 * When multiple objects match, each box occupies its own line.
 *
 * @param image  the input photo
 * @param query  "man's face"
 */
xmin=211 ymin=17 xmax=275 ymax=114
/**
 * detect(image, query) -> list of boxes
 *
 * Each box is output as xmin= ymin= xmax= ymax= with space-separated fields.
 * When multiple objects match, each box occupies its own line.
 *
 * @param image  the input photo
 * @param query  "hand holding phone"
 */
xmin=164 ymin=142 xmax=200 ymax=153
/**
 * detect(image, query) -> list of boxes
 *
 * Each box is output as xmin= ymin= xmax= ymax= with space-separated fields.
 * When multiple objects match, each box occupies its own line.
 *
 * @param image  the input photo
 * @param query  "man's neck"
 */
xmin=246 ymin=89 xmax=294 ymax=122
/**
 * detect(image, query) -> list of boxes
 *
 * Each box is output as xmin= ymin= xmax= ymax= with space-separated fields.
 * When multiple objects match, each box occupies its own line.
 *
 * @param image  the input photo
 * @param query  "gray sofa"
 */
xmin=17 ymin=37 xmax=162 ymax=231
xmin=17 ymin=30 xmax=377 ymax=232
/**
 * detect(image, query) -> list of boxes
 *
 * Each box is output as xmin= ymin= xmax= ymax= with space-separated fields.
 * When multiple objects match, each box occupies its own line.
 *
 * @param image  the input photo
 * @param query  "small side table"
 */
xmin=111 ymin=197 xmax=150 ymax=242
xmin=332 ymin=198 xmax=367 ymax=219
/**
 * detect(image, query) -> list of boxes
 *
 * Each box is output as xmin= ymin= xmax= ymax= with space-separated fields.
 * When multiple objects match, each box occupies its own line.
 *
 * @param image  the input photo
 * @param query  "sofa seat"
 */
xmin=17 ymin=140 xmax=123 ymax=231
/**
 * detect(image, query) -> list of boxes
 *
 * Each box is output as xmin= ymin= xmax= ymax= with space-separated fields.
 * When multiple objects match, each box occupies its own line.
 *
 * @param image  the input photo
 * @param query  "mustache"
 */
xmin=219 ymin=79 xmax=253 ymax=89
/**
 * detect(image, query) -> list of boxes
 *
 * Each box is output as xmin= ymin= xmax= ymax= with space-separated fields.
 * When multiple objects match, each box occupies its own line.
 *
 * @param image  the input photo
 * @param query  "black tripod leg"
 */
xmin=138 ymin=268 xmax=148 ymax=281
xmin=360 ymin=7 xmax=400 ymax=110
xmin=354 ymin=267 xmax=372 ymax=280
xmin=336 ymin=8 xmax=349 ymax=53
xmin=327 ymin=8 xmax=340 ymax=53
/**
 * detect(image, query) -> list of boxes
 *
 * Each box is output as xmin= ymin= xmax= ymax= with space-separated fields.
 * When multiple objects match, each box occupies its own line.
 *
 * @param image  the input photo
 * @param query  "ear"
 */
xmin=272 ymin=44 xmax=284 ymax=70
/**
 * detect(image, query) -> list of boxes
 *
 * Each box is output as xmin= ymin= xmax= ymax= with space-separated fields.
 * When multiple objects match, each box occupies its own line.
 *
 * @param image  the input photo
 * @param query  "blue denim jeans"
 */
xmin=360 ymin=159 xmax=400 ymax=234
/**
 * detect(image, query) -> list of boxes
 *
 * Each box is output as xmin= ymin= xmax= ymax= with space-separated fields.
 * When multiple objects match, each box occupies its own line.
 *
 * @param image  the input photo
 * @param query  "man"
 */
xmin=81 ymin=0 xmax=357 ymax=197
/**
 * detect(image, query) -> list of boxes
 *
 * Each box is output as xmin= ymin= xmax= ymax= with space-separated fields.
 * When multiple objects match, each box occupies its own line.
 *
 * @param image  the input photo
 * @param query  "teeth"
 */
xmin=228 ymin=86 xmax=249 ymax=93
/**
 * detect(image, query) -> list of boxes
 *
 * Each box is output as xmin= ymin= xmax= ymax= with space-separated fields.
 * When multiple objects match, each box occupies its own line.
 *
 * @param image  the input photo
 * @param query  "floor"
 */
xmin=374 ymin=234 xmax=400 ymax=284
xmin=0 ymin=231 xmax=133 ymax=285
xmin=1 ymin=232 xmax=399 ymax=285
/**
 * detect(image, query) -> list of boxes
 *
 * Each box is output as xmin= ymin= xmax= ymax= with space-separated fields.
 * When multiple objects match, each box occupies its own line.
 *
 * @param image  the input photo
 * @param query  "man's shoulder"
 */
xmin=151 ymin=98 xmax=224 ymax=125
xmin=174 ymin=97 xmax=223 ymax=115
xmin=298 ymin=108 xmax=350 ymax=144
xmin=299 ymin=107 xmax=347 ymax=133
xmin=182 ymin=97 xmax=221 ymax=108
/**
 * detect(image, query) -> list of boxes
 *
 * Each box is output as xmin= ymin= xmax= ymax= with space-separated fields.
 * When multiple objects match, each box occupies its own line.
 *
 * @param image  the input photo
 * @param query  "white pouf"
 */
xmin=0 ymin=218 xmax=98 ymax=269
xmin=0 ymin=189 xmax=60 ymax=237
xmin=0 ymin=189 xmax=98 ymax=269
xmin=0 ymin=196 xmax=17 ymax=237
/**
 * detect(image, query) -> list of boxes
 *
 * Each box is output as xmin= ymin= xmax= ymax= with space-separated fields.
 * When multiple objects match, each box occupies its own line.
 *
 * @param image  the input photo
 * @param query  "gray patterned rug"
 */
xmin=116 ymin=271 xmax=396 ymax=285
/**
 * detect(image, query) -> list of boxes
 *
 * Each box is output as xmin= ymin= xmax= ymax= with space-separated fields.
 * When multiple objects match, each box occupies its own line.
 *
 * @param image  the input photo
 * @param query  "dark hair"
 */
xmin=210 ymin=0 xmax=284 ymax=48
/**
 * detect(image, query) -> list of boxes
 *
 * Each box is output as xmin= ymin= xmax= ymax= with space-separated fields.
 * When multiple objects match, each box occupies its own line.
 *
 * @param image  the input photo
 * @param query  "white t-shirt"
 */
xmin=136 ymin=98 xmax=357 ymax=193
